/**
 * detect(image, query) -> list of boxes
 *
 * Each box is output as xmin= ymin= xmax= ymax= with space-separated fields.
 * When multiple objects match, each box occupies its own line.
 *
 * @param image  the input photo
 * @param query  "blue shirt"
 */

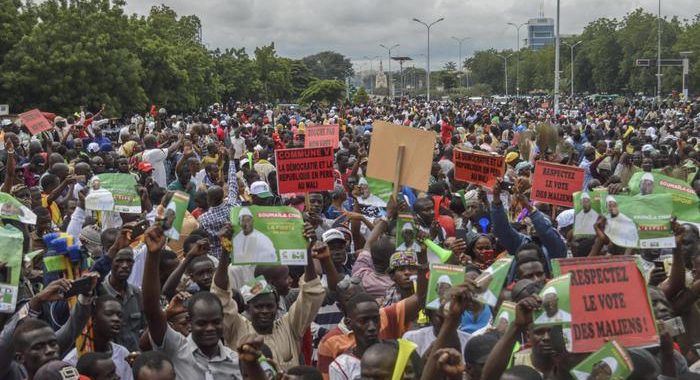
xmin=459 ymin=306 xmax=492 ymax=333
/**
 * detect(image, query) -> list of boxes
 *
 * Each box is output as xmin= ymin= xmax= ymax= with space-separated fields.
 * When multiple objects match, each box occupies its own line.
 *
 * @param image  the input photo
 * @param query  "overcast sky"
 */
xmin=124 ymin=0 xmax=697 ymax=70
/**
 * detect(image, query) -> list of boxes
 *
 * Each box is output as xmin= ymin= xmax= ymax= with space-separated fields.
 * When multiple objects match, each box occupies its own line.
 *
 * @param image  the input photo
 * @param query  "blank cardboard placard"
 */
xmin=366 ymin=121 xmax=436 ymax=192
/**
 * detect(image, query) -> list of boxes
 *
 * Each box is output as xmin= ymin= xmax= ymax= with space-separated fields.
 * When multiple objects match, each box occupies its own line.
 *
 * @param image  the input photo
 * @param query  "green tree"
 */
xmin=298 ymin=80 xmax=345 ymax=105
xmin=0 ymin=0 xmax=35 ymax=64
xmin=255 ymin=43 xmax=293 ymax=101
xmin=302 ymin=51 xmax=354 ymax=80
xmin=288 ymin=59 xmax=315 ymax=99
xmin=1 ymin=0 xmax=147 ymax=115
xmin=214 ymin=47 xmax=261 ymax=101
xmin=353 ymin=87 xmax=369 ymax=104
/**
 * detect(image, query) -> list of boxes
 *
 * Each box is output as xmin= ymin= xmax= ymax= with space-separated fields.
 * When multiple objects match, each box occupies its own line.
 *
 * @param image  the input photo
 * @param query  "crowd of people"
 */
xmin=0 ymin=95 xmax=698 ymax=380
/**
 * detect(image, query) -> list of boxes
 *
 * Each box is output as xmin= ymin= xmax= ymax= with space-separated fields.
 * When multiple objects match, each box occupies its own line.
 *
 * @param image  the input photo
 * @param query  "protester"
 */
xmin=0 ymin=95 xmax=697 ymax=380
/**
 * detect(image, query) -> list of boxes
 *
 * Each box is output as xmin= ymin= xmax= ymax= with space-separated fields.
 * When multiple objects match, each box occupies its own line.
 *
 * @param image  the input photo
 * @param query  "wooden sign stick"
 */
xmin=392 ymin=145 xmax=405 ymax=202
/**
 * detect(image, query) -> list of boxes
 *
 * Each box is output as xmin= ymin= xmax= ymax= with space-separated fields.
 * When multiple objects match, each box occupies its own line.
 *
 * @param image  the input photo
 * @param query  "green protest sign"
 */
xmin=426 ymin=264 xmax=465 ymax=310
xmin=230 ymin=206 xmax=307 ymax=266
xmin=396 ymin=214 xmax=419 ymax=252
xmin=602 ymin=193 xmax=675 ymax=249
xmin=162 ymin=191 xmax=189 ymax=241
xmin=366 ymin=177 xmax=393 ymax=203
xmin=0 ymin=224 xmax=24 ymax=313
xmin=573 ymin=190 xmax=604 ymax=237
xmin=534 ymin=274 xmax=572 ymax=326
xmin=627 ymin=171 xmax=699 ymax=225
xmin=492 ymin=301 xmax=516 ymax=333
xmin=474 ymin=257 xmax=513 ymax=306
xmin=91 ymin=173 xmax=141 ymax=213
xmin=0 ymin=192 xmax=37 ymax=225
xmin=570 ymin=341 xmax=633 ymax=380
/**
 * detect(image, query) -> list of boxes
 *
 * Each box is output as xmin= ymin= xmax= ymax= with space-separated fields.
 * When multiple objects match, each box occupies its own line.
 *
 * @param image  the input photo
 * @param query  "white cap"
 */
xmin=1 ymin=119 xmax=11 ymax=126
xmin=601 ymin=357 xmax=618 ymax=373
xmin=87 ymin=142 xmax=100 ymax=153
xmin=642 ymin=144 xmax=654 ymax=153
xmin=322 ymin=228 xmax=346 ymax=243
xmin=401 ymin=222 xmax=414 ymax=232
xmin=581 ymin=192 xmax=590 ymax=200
xmin=543 ymin=286 xmax=558 ymax=297
xmin=250 ymin=181 xmax=273 ymax=198
xmin=641 ymin=172 xmax=654 ymax=182
xmin=437 ymin=275 xmax=452 ymax=285
xmin=358 ymin=177 xmax=369 ymax=186
xmin=238 ymin=207 xmax=253 ymax=220
xmin=606 ymin=195 xmax=617 ymax=205
xmin=556 ymin=209 xmax=575 ymax=230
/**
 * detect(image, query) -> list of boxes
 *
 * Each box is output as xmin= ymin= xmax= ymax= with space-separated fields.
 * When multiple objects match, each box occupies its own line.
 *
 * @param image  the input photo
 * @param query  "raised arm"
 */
xmin=46 ymin=175 xmax=77 ymax=205
xmin=662 ymin=221 xmax=688 ymax=299
xmin=490 ymin=179 xmax=526 ymax=255
xmin=226 ymin=146 xmax=240 ymax=207
xmin=312 ymin=241 xmax=339 ymax=292
xmin=162 ymin=239 xmax=209 ymax=300
xmin=403 ymin=240 xmax=429 ymax=323
xmin=142 ymin=225 xmax=168 ymax=347
xmin=481 ymin=296 xmax=541 ymax=380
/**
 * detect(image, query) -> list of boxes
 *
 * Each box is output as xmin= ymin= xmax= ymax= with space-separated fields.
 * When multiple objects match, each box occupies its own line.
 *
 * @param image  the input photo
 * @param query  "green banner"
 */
xmin=426 ymin=263 xmax=465 ymax=310
xmin=534 ymin=274 xmax=572 ymax=326
xmin=474 ymin=257 xmax=513 ymax=306
xmin=92 ymin=173 xmax=141 ymax=213
xmin=0 ymin=224 xmax=24 ymax=313
xmin=572 ymin=190 xmax=604 ymax=237
xmin=163 ymin=191 xmax=189 ymax=241
xmin=229 ymin=206 xmax=307 ymax=265
xmin=396 ymin=213 xmax=419 ymax=252
xmin=366 ymin=177 xmax=393 ymax=203
xmin=492 ymin=301 xmax=516 ymax=333
xmin=570 ymin=341 xmax=633 ymax=380
xmin=602 ymin=193 xmax=675 ymax=249
xmin=628 ymin=171 xmax=700 ymax=225
xmin=0 ymin=192 xmax=37 ymax=225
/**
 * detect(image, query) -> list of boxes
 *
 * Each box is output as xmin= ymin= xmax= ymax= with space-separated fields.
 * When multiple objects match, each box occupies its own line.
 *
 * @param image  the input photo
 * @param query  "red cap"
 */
xmin=137 ymin=162 xmax=154 ymax=172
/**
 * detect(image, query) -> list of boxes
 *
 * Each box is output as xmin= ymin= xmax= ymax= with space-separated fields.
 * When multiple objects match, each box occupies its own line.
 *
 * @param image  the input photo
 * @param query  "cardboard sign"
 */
xmin=552 ymin=256 xmax=659 ymax=353
xmin=304 ymin=124 xmax=340 ymax=149
xmin=531 ymin=161 xmax=585 ymax=207
xmin=570 ymin=341 xmax=634 ymax=380
xmin=19 ymin=109 xmax=53 ymax=135
xmin=474 ymin=257 xmax=513 ymax=306
xmin=367 ymin=121 xmax=437 ymax=192
xmin=229 ymin=206 xmax=307 ymax=265
xmin=0 ymin=224 xmax=24 ymax=313
xmin=627 ymin=171 xmax=700 ymax=225
xmin=573 ymin=190 xmax=604 ymax=237
xmin=453 ymin=148 xmax=505 ymax=188
xmin=275 ymin=147 xmax=335 ymax=194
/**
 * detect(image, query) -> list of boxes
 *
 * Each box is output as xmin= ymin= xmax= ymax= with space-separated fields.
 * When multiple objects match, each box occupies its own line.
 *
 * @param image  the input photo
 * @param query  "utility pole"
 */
xmin=379 ymin=44 xmax=400 ymax=98
xmin=562 ymin=40 xmax=583 ymax=97
xmin=451 ymin=36 xmax=470 ymax=88
xmin=554 ymin=0 xmax=561 ymax=116
xmin=498 ymin=54 xmax=513 ymax=97
xmin=507 ymin=22 xmax=526 ymax=96
xmin=657 ymin=0 xmax=662 ymax=101
xmin=413 ymin=17 xmax=445 ymax=102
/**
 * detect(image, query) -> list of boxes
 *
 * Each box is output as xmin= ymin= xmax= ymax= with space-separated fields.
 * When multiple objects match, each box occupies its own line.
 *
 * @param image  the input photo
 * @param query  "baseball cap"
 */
xmin=137 ymin=161 xmax=154 ymax=173
xmin=250 ymin=181 xmax=273 ymax=198
xmin=240 ymin=276 xmax=274 ymax=303
xmin=505 ymin=152 xmax=519 ymax=163
xmin=86 ymin=142 xmax=100 ymax=153
xmin=388 ymin=250 xmax=418 ymax=272
xmin=33 ymin=360 xmax=85 ymax=380
xmin=322 ymin=228 xmax=346 ymax=243
xmin=556 ymin=208 xmax=575 ymax=230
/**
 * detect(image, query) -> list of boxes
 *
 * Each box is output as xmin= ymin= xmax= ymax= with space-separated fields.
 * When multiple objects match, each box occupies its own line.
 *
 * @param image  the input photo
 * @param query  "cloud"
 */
xmin=123 ymin=0 xmax=698 ymax=68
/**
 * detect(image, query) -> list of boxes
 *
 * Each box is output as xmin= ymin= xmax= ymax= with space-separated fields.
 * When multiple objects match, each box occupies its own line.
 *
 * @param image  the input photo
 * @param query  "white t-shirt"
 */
xmin=402 ymin=326 xmax=471 ymax=357
xmin=329 ymin=353 xmax=361 ymax=380
xmin=64 ymin=342 xmax=133 ymax=380
xmin=142 ymin=148 xmax=169 ymax=188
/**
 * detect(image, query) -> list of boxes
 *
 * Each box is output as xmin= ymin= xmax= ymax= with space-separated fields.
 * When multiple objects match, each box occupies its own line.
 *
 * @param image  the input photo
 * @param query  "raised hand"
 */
xmin=237 ymin=334 xmax=265 ymax=363
xmin=433 ymin=348 xmax=466 ymax=379
xmin=514 ymin=295 xmax=542 ymax=329
xmin=311 ymin=241 xmax=331 ymax=261
xmin=144 ymin=224 xmax=166 ymax=254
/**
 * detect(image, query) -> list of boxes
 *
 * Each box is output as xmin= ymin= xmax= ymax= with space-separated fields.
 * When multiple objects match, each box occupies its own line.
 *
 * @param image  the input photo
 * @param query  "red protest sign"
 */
xmin=304 ymin=124 xmax=339 ymax=149
xmin=275 ymin=147 xmax=335 ymax=193
xmin=453 ymin=148 xmax=505 ymax=188
xmin=19 ymin=109 xmax=53 ymax=135
xmin=531 ymin=161 xmax=584 ymax=207
xmin=554 ymin=256 xmax=659 ymax=353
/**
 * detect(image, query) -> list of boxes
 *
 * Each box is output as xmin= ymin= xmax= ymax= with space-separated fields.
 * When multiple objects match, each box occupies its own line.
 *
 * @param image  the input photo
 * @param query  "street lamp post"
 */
xmin=379 ymin=44 xmax=400 ymax=98
xmin=562 ymin=40 xmax=583 ymax=97
xmin=497 ymin=54 xmax=513 ymax=97
xmin=507 ymin=22 xmax=526 ymax=96
xmin=554 ymin=0 xmax=561 ymax=116
xmin=657 ymin=0 xmax=662 ymax=100
xmin=451 ymin=36 xmax=470 ymax=88
xmin=413 ymin=17 xmax=445 ymax=102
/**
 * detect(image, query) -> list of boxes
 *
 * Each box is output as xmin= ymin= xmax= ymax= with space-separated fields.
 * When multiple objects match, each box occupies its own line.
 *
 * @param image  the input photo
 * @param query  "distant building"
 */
xmin=527 ymin=17 xmax=555 ymax=50
xmin=375 ymin=60 xmax=388 ymax=89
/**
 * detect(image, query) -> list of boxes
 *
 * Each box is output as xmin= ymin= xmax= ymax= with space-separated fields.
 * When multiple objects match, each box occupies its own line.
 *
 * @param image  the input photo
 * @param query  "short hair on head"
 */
xmin=503 ymin=365 xmax=543 ymax=380
xmin=187 ymin=255 xmax=213 ymax=272
xmin=101 ymin=228 xmax=119 ymax=251
xmin=183 ymin=233 xmax=207 ymax=253
xmin=132 ymin=350 xmax=173 ymax=380
xmin=13 ymin=318 xmax=52 ymax=351
xmin=40 ymin=174 xmax=59 ymax=189
xmin=345 ymin=292 xmax=378 ymax=317
xmin=95 ymin=294 xmax=119 ymax=314
xmin=369 ymin=236 xmax=394 ymax=270
xmin=187 ymin=291 xmax=223 ymax=317
xmin=76 ymin=351 xmax=112 ymax=378
xmin=286 ymin=366 xmax=323 ymax=380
